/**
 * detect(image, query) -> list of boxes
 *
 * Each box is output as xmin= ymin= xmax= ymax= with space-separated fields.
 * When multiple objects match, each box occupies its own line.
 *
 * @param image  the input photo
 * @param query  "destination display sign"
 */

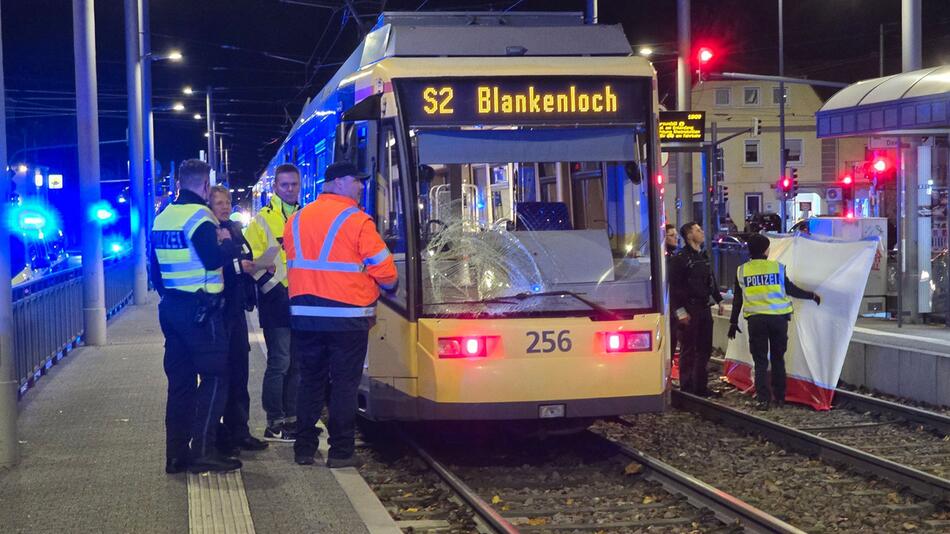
xmin=395 ymin=77 xmax=647 ymax=126
xmin=658 ymin=111 xmax=706 ymax=143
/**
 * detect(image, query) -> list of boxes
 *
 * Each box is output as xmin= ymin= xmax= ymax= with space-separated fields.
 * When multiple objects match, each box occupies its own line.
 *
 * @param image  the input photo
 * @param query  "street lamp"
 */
xmin=638 ymin=47 xmax=654 ymax=57
xmin=172 ymin=102 xmax=185 ymax=111
xmin=181 ymin=85 xmax=217 ymax=173
xmin=193 ymin=113 xmax=202 ymax=120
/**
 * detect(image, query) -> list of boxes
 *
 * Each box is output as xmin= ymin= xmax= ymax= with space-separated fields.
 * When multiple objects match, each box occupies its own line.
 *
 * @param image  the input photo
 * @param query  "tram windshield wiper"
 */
xmin=435 ymin=290 xmax=623 ymax=320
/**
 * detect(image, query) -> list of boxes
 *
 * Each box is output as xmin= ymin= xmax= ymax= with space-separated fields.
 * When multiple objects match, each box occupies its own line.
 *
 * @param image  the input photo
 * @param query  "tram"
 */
xmin=253 ymin=11 xmax=670 ymax=423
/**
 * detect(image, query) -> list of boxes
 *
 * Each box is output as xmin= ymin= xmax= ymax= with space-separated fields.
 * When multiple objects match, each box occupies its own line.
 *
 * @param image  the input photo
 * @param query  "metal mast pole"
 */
xmin=205 ymin=87 xmax=216 ymax=182
xmin=901 ymin=0 xmax=922 ymax=324
xmin=879 ymin=24 xmax=885 ymax=77
xmin=75 ymin=0 xmax=107 ymax=345
xmin=0 ymin=0 xmax=20 ymax=469
xmin=125 ymin=0 xmax=147 ymax=304
xmin=586 ymin=0 xmax=597 ymax=24
xmin=676 ymin=0 xmax=693 ymax=228
xmin=778 ymin=0 xmax=787 ymax=232
xmin=140 ymin=0 xmax=156 ymax=262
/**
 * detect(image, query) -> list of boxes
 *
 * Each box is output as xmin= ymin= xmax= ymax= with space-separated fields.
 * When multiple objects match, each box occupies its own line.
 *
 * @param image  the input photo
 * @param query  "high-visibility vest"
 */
xmin=244 ymin=195 xmax=297 ymax=294
xmin=284 ymin=194 xmax=398 ymax=319
xmin=737 ymin=259 xmax=793 ymax=317
xmin=152 ymin=203 xmax=224 ymax=294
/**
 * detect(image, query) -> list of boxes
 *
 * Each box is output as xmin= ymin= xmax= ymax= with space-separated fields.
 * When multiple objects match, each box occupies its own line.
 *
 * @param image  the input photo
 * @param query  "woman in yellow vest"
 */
xmin=728 ymin=234 xmax=821 ymax=411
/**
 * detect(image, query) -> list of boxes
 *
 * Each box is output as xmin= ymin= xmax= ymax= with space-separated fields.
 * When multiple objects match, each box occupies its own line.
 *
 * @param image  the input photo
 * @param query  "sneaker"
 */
xmin=264 ymin=424 xmax=296 ymax=443
xmin=754 ymin=400 xmax=771 ymax=411
xmin=773 ymin=399 xmax=786 ymax=409
xmin=326 ymin=456 xmax=363 ymax=469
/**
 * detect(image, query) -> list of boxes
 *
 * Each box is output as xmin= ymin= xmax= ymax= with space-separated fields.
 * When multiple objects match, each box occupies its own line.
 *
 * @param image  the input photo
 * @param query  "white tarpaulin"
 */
xmin=724 ymin=233 xmax=879 ymax=410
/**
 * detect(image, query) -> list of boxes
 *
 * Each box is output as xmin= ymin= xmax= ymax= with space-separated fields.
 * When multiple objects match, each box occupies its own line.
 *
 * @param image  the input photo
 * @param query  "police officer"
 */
xmin=245 ymin=163 xmax=300 ymax=441
xmin=669 ymin=222 xmax=723 ymax=397
xmin=728 ymin=234 xmax=821 ymax=410
xmin=150 ymin=159 xmax=239 ymax=474
xmin=664 ymin=224 xmax=679 ymax=362
xmin=209 ymin=186 xmax=269 ymax=454
xmin=286 ymin=162 xmax=398 ymax=468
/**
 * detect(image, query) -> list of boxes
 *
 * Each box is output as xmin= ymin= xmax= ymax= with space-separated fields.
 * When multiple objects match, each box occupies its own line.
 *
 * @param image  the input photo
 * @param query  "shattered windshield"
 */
xmin=414 ymin=132 xmax=657 ymax=317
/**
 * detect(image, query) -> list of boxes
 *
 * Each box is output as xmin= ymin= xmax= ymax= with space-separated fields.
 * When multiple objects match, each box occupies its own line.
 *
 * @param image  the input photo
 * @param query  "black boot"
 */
xmin=188 ymin=453 xmax=242 ymax=473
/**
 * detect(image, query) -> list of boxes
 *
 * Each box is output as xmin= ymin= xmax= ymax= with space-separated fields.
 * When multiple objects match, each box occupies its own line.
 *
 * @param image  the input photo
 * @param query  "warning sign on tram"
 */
xmin=658 ymin=111 xmax=706 ymax=143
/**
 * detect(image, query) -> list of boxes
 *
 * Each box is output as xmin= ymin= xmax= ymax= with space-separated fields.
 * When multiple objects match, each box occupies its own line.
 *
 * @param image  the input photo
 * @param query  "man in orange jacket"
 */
xmin=285 ymin=161 xmax=397 ymax=468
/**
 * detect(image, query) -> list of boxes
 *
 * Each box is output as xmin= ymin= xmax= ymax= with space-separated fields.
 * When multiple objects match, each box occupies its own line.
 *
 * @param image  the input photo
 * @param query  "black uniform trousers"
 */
xmin=218 ymin=311 xmax=252 ymax=447
xmin=679 ymin=304 xmax=714 ymax=395
xmin=746 ymin=314 xmax=790 ymax=402
xmin=293 ymin=329 xmax=368 ymax=461
xmin=158 ymin=293 xmax=230 ymax=462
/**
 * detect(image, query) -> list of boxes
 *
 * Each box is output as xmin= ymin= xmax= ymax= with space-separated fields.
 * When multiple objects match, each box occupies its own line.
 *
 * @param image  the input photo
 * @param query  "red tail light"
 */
xmin=438 ymin=336 xmax=492 ymax=358
xmin=602 ymin=331 xmax=652 ymax=353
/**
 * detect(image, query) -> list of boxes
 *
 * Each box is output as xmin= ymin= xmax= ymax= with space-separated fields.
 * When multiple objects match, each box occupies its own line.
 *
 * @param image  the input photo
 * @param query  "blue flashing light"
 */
xmin=89 ymin=200 xmax=118 ymax=225
xmin=531 ymin=284 xmax=542 ymax=293
xmin=110 ymin=242 xmax=123 ymax=253
xmin=5 ymin=200 xmax=61 ymax=239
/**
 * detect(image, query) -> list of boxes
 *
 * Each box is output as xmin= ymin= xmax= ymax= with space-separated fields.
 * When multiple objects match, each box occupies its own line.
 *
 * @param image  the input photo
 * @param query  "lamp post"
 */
xmin=183 ymin=86 xmax=217 ymax=181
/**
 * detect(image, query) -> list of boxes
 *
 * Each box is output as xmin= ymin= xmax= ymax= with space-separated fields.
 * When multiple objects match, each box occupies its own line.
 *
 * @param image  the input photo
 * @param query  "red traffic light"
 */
xmin=781 ymin=177 xmax=791 ymax=190
xmin=698 ymin=47 xmax=714 ymax=63
xmin=841 ymin=174 xmax=853 ymax=186
xmin=872 ymin=158 xmax=888 ymax=173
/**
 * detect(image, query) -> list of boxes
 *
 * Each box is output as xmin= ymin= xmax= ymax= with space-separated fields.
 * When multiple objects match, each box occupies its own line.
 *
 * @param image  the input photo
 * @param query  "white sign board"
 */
xmin=48 ymin=174 xmax=64 ymax=189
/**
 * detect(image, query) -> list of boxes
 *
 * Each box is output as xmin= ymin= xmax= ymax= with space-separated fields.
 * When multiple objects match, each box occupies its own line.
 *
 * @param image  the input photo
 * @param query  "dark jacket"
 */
xmin=669 ymin=245 xmax=723 ymax=316
xmin=220 ymin=219 xmax=256 ymax=317
xmin=150 ymin=189 xmax=237 ymax=298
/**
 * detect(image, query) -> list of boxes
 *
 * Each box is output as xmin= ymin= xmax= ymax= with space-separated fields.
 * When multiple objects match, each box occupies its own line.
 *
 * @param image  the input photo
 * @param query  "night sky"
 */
xmin=4 ymin=0 xmax=949 ymax=205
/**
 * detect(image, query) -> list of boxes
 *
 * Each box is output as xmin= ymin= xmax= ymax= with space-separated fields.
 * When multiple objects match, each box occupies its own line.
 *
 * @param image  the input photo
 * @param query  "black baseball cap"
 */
xmin=325 ymin=161 xmax=369 ymax=181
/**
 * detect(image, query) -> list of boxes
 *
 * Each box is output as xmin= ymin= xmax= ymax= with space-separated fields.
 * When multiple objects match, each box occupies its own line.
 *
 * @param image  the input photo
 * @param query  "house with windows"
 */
xmin=665 ymin=80 xmax=867 ymax=229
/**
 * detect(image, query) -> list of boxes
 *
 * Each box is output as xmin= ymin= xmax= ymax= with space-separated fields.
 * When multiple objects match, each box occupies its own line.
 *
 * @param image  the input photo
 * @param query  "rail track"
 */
xmin=359 ymin=426 xmax=801 ymax=533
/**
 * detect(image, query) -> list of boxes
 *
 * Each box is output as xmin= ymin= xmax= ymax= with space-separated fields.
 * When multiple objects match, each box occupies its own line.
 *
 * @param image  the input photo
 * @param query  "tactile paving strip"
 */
xmin=187 ymin=470 xmax=256 ymax=533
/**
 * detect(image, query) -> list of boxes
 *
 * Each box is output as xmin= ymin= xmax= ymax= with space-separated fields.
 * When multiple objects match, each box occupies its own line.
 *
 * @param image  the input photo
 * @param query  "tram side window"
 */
xmin=376 ymin=124 xmax=407 ymax=307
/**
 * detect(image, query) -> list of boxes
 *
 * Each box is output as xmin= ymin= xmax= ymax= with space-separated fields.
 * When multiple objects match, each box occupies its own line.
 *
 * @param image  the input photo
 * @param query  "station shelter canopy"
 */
xmin=816 ymin=65 xmax=950 ymax=138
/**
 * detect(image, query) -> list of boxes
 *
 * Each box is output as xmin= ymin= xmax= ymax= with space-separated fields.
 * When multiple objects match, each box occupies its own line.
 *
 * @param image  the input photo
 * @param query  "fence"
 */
xmin=10 ymin=253 xmax=134 ymax=397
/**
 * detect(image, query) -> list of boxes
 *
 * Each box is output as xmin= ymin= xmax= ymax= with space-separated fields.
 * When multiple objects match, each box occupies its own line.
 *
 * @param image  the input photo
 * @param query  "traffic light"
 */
xmin=721 ymin=185 xmax=729 ymax=203
xmin=778 ymin=176 xmax=792 ymax=197
xmin=751 ymin=117 xmax=762 ymax=136
xmin=865 ymin=150 xmax=896 ymax=183
xmin=697 ymin=46 xmax=715 ymax=81
xmin=714 ymin=147 xmax=724 ymax=183
xmin=840 ymin=172 xmax=855 ymax=217
xmin=791 ymin=168 xmax=799 ymax=194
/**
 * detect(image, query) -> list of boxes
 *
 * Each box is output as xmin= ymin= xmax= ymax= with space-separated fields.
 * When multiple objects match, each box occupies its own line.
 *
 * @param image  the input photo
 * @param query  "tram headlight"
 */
xmin=603 ymin=331 xmax=652 ymax=353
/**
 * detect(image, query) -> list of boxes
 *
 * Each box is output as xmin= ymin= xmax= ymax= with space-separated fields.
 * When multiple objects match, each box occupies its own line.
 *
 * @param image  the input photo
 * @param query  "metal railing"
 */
xmin=10 ymin=253 xmax=134 ymax=397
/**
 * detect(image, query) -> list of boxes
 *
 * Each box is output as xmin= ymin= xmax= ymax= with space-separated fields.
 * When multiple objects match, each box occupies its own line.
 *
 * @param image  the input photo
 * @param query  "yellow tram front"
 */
xmin=360 ymin=60 xmax=669 ymax=422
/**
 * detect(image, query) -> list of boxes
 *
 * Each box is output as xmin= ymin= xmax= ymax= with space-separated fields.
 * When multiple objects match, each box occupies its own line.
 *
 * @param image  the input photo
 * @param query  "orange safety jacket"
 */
xmin=284 ymin=193 xmax=398 ymax=331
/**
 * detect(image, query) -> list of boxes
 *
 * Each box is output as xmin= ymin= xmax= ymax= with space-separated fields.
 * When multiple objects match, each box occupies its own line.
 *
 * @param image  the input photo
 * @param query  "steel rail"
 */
xmin=832 ymin=389 xmax=950 ymax=436
xmin=672 ymin=390 xmax=950 ymax=502
xmin=398 ymin=430 xmax=519 ymax=534
xmin=601 ymin=433 xmax=805 ymax=534
xmin=710 ymin=356 xmax=950 ymax=435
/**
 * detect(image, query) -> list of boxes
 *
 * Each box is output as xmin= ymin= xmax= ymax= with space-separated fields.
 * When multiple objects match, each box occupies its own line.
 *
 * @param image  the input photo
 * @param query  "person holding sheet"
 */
xmin=728 ymin=233 xmax=821 ymax=410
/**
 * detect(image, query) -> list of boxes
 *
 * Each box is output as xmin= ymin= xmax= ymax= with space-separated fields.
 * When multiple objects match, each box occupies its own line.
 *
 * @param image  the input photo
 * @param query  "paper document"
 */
xmin=256 ymin=246 xmax=280 ymax=270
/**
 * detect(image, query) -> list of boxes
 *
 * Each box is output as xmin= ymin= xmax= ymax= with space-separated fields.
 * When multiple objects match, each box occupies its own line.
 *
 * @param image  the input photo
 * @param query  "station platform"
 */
xmin=0 ymin=295 xmax=400 ymax=534
xmin=712 ymin=305 xmax=950 ymax=407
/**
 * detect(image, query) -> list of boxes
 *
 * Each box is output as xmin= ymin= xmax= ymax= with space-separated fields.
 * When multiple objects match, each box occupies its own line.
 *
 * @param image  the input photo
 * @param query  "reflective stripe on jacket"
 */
xmin=736 ymin=259 xmax=793 ymax=317
xmin=152 ymin=204 xmax=224 ymax=294
xmin=244 ymin=194 xmax=297 ymax=293
xmin=284 ymin=193 xmax=398 ymax=326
